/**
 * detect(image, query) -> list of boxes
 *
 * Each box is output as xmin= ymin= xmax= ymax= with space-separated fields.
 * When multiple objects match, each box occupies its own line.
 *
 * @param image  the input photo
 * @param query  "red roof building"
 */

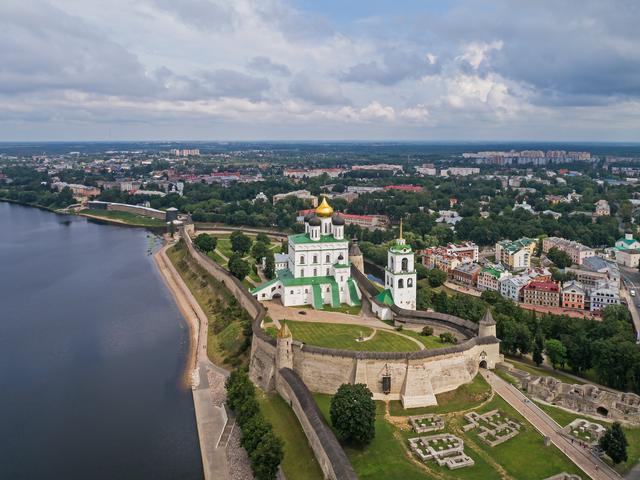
xmin=383 ymin=185 xmax=423 ymax=192
xmin=522 ymin=281 xmax=560 ymax=307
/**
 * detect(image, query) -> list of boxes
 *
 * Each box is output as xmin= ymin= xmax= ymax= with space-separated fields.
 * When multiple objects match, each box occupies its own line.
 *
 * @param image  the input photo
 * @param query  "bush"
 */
xmin=228 ymin=254 xmax=251 ymax=279
xmin=600 ymin=422 xmax=628 ymax=464
xmin=439 ymin=332 xmax=457 ymax=344
xmin=330 ymin=383 xmax=376 ymax=445
xmin=426 ymin=268 xmax=447 ymax=287
xmin=421 ymin=326 xmax=434 ymax=336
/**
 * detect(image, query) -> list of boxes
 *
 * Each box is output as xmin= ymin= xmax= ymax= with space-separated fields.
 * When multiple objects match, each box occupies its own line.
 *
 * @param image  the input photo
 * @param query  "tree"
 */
xmin=251 ymin=241 xmax=269 ymax=263
xmin=330 ymin=383 xmax=376 ymax=445
xmin=194 ymin=233 xmax=217 ymax=253
xmin=480 ymin=289 xmax=501 ymax=305
xmin=256 ymin=232 xmax=271 ymax=245
xmin=544 ymin=339 xmax=567 ymax=369
xmin=532 ymin=333 xmax=545 ymax=366
xmin=228 ymin=254 xmax=251 ymax=280
xmin=241 ymin=415 xmax=273 ymax=454
xmin=426 ymin=268 xmax=447 ymax=287
xmin=421 ymin=326 xmax=434 ymax=336
xmin=230 ymin=231 xmax=253 ymax=255
xmin=547 ymin=247 xmax=573 ymax=268
xmin=600 ymin=422 xmax=628 ymax=465
xmin=250 ymin=431 xmax=284 ymax=480
xmin=264 ymin=251 xmax=276 ymax=279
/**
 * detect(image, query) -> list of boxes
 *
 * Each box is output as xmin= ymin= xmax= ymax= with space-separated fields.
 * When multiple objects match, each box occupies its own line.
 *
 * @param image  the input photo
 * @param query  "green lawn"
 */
xmin=314 ymin=376 xmax=586 ymax=480
xmin=281 ymin=320 xmax=420 ymax=352
xmin=398 ymin=329 xmax=457 ymax=349
xmin=81 ymin=208 xmax=166 ymax=227
xmin=314 ymin=395 xmax=437 ymax=480
xmin=533 ymin=401 xmax=640 ymax=474
xmin=215 ymin=237 xmax=234 ymax=258
xmin=389 ymin=374 xmax=492 ymax=416
xmin=207 ymin=250 xmax=227 ymax=267
xmin=468 ymin=395 xmax=585 ymax=480
xmin=321 ymin=304 xmax=362 ymax=315
xmin=257 ymin=392 xmax=324 ymax=480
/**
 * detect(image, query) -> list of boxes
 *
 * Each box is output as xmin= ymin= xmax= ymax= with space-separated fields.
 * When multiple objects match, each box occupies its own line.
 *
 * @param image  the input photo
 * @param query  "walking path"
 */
xmin=155 ymin=242 xmax=231 ymax=480
xmin=481 ymin=369 xmax=621 ymax=480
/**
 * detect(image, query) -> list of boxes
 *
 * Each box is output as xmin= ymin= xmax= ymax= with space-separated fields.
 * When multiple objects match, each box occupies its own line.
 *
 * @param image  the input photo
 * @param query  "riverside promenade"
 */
xmin=155 ymin=241 xmax=232 ymax=480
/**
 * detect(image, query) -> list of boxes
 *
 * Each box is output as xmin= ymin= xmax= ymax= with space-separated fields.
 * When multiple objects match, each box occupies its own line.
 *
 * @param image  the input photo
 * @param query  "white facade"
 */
xmin=384 ymin=231 xmax=417 ymax=310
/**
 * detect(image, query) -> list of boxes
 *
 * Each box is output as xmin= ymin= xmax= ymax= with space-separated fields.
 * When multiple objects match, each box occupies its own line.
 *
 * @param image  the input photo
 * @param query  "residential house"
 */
xmin=477 ymin=265 xmax=508 ymax=291
xmin=561 ymin=281 xmax=586 ymax=310
xmin=450 ymin=263 xmax=481 ymax=287
xmin=522 ymin=281 xmax=560 ymax=307
xmin=542 ymin=237 xmax=595 ymax=265
xmin=495 ymin=238 xmax=537 ymax=271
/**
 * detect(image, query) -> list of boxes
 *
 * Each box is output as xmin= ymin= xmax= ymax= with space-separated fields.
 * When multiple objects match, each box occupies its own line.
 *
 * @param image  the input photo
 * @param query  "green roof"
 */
xmin=276 ymin=268 xmax=337 ymax=287
xmin=333 ymin=262 xmax=351 ymax=269
xmin=374 ymin=288 xmax=395 ymax=306
xmin=617 ymin=237 xmax=638 ymax=247
xmin=481 ymin=266 xmax=504 ymax=279
xmin=289 ymin=233 xmax=347 ymax=245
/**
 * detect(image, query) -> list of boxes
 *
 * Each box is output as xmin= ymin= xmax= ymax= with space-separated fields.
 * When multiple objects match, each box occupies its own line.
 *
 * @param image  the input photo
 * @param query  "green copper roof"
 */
xmin=333 ymin=262 xmax=351 ymax=269
xmin=374 ymin=288 xmax=395 ymax=306
xmin=276 ymin=268 xmax=338 ymax=287
xmin=481 ymin=266 xmax=504 ymax=279
xmin=289 ymin=233 xmax=347 ymax=245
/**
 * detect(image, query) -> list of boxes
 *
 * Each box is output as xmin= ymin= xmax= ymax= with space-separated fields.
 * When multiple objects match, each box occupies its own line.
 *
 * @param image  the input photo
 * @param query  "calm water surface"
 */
xmin=0 ymin=202 xmax=202 ymax=479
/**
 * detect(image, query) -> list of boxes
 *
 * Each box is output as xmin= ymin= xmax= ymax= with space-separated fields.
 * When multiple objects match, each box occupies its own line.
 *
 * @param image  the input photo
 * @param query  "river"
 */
xmin=0 ymin=202 xmax=202 ymax=479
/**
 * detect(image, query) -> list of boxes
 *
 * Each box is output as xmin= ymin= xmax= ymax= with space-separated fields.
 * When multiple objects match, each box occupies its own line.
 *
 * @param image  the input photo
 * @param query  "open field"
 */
xmin=315 ymin=375 xmax=584 ymax=480
xmin=80 ymin=208 xmax=166 ymax=227
xmin=278 ymin=320 xmax=421 ymax=352
xmin=398 ymin=328 xmax=457 ymax=349
xmin=257 ymin=391 xmax=324 ymax=480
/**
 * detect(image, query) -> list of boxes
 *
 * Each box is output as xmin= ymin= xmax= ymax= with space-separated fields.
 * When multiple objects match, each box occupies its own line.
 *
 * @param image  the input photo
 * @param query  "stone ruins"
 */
xmin=562 ymin=419 xmax=606 ymax=446
xmin=409 ymin=414 xmax=445 ymax=433
xmin=408 ymin=434 xmax=475 ymax=470
xmin=463 ymin=409 xmax=522 ymax=446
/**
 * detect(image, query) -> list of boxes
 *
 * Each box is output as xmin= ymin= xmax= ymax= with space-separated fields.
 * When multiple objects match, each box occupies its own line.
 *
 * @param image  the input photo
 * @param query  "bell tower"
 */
xmin=385 ymin=220 xmax=416 ymax=310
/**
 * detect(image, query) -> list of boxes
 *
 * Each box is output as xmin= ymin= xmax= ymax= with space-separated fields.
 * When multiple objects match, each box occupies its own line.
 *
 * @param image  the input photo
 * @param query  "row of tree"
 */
xmin=226 ymin=369 xmax=284 ymax=480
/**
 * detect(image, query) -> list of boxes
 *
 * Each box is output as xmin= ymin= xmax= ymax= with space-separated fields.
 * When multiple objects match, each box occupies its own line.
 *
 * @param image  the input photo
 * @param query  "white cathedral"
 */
xmin=251 ymin=198 xmax=362 ymax=308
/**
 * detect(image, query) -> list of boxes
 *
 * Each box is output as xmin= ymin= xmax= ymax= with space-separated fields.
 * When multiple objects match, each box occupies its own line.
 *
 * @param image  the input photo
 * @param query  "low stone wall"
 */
xmin=350 ymin=265 xmax=479 ymax=338
xmin=277 ymin=368 xmax=357 ymax=480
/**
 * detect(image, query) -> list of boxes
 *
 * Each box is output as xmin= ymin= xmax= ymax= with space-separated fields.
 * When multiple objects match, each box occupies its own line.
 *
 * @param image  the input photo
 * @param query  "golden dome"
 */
xmin=315 ymin=197 xmax=334 ymax=217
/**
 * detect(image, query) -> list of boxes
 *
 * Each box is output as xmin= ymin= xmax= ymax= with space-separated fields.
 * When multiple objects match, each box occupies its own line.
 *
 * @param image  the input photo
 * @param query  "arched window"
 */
xmin=313 ymin=268 xmax=317 ymax=276
xmin=301 ymin=268 xmax=304 ymax=277
xmin=401 ymin=258 xmax=408 ymax=271
xmin=398 ymin=279 xmax=404 ymax=289
xmin=326 ymin=254 xmax=330 ymax=263
xmin=408 ymin=278 xmax=413 ymax=288
xmin=300 ymin=255 xmax=305 ymax=264
xmin=313 ymin=255 xmax=318 ymax=264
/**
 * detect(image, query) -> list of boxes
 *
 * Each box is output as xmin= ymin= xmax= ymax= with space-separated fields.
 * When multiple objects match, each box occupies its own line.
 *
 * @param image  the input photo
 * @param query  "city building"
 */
xmin=383 ymin=184 xmax=423 ymax=192
xmin=436 ymin=210 xmax=463 ymax=227
xmin=561 ymin=281 xmax=586 ymax=310
xmin=542 ymin=237 xmax=595 ymax=265
xmin=251 ymin=198 xmax=360 ymax=308
xmin=272 ymin=189 xmax=318 ymax=207
xmin=522 ymin=281 xmax=560 ymax=307
xmin=52 ymin=181 xmax=100 ymax=201
xmin=589 ymin=282 xmax=620 ymax=312
xmin=477 ymin=265 xmax=508 ymax=291
xmin=513 ymin=199 xmax=536 ymax=214
xmin=451 ymin=263 xmax=481 ymax=287
xmin=615 ymin=249 xmax=640 ymax=268
xmin=284 ymin=168 xmax=344 ymax=179
xmin=440 ymin=167 xmax=480 ymax=177
xmin=352 ymin=164 xmax=403 ymax=172
xmin=495 ymin=238 xmax=537 ymax=271
xmin=594 ymin=199 xmax=610 ymax=216
xmin=499 ymin=274 xmax=531 ymax=302
xmin=298 ymin=209 xmax=389 ymax=230
xmin=615 ymin=233 xmax=640 ymax=250
xmin=170 ymin=148 xmax=200 ymax=156
xmin=416 ymin=164 xmax=437 ymax=176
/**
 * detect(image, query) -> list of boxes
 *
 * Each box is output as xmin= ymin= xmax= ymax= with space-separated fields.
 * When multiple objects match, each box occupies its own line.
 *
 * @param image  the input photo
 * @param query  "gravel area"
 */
xmin=227 ymin=426 xmax=254 ymax=480
xmin=207 ymin=367 xmax=227 ymax=406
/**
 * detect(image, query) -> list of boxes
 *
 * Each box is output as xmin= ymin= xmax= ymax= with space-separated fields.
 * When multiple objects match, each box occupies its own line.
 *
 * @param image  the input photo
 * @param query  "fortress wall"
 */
xmin=276 ymin=368 xmax=358 ymax=480
xmin=293 ymin=347 xmax=357 ymax=394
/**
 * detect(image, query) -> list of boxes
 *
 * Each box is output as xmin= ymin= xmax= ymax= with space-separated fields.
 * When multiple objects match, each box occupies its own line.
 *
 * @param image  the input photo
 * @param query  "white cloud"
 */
xmin=456 ymin=40 xmax=503 ymax=70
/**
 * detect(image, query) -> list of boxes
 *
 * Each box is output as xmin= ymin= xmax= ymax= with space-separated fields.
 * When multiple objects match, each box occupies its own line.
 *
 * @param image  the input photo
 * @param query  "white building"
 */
xmin=499 ymin=274 xmax=531 ymax=302
xmin=589 ymin=282 xmax=620 ymax=312
xmin=251 ymin=198 xmax=361 ymax=308
xmin=372 ymin=222 xmax=417 ymax=318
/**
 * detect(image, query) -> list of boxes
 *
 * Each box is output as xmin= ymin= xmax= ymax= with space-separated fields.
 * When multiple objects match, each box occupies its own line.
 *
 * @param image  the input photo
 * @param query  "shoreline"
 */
xmin=153 ymin=241 xmax=200 ymax=386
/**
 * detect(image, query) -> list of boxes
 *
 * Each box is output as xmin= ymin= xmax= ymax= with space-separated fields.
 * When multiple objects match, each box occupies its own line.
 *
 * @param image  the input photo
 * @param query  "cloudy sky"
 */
xmin=1 ymin=0 xmax=639 ymax=141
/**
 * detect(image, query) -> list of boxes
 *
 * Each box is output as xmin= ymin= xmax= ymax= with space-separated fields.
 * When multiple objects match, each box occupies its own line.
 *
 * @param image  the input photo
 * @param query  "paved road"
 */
xmin=481 ymin=370 xmax=620 ymax=480
xmin=155 ymin=243 xmax=231 ymax=480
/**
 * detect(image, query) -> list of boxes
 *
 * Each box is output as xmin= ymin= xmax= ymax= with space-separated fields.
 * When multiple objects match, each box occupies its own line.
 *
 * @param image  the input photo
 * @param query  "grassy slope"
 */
xmin=257 ymin=392 xmax=324 ymax=480
xmin=389 ymin=374 xmax=492 ymax=416
xmin=282 ymin=320 xmax=420 ymax=352
xmin=398 ymin=329 xmax=457 ymax=349
xmin=167 ymin=243 xmax=249 ymax=368
xmin=81 ymin=208 xmax=166 ymax=227
xmin=506 ymin=357 xmax=586 ymax=385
